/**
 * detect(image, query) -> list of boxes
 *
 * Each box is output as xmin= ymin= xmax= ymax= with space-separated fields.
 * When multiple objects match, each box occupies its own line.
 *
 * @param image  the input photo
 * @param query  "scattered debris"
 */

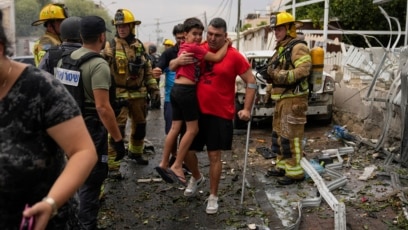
xmin=358 ymin=165 xmax=377 ymax=181
xmin=256 ymin=147 xmax=276 ymax=159
xmin=137 ymin=178 xmax=163 ymax=183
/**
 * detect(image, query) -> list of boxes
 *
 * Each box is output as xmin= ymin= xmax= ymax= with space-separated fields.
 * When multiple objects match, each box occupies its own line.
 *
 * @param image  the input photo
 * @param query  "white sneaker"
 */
xmin=184 ymin=174 xmax=205 ymax=197
xmin=205 ymin=194 xmax=219 ymax=214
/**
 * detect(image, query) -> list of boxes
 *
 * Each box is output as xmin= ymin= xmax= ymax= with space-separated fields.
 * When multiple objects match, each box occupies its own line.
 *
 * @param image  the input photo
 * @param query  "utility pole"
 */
xmin=236 ymin=0 xmax=241 ymax=51
xmin=154 ymin=18 xmax=162 ymax=47
xmin=204 ymin=11 xmax=207 ymax=36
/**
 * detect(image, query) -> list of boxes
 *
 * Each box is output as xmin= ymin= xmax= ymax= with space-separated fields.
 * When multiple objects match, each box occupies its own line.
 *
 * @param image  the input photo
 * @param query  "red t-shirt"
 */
xmin=197 ymin=43 xmax=250 ymax=120
xmin=176 ymin=42 xmax=207 ymax=82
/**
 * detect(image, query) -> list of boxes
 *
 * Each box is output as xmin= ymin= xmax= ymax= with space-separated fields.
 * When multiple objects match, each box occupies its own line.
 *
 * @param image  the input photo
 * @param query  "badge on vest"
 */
xmin=54 ymin=67 xmax=81 ymax=86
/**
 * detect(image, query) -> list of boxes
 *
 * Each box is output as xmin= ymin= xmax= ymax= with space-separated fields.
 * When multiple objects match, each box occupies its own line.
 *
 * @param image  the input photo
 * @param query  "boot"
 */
xmin=266 ymin=168 xmax=285 ymax=177
xmin=277 ymin=176 xmax=304 ymax=185
xmin=128 ymin=151 xmax=149 ymax=165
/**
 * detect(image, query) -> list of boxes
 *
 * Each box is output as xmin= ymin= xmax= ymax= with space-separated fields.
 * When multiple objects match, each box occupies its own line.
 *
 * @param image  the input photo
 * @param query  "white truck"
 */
xmin=234 ymin=50 xmax=335 ymax=129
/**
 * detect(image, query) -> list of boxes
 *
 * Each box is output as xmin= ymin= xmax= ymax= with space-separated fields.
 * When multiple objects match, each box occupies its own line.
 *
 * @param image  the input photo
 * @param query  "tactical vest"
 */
xmin=54 ymin=51 xmax=117 ymax=116
xmin=44 ymin=46 xmax=64 ymax=75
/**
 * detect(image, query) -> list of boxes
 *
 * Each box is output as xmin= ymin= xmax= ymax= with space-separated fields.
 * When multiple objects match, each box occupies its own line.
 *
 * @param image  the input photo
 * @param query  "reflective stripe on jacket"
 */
xmin=33 ymin=32 xmax=61 ymax=66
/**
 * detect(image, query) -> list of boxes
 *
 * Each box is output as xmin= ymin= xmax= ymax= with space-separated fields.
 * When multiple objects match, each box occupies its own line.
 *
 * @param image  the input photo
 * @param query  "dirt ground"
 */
xmin=97 ymin=109 xmax=408 ymax=230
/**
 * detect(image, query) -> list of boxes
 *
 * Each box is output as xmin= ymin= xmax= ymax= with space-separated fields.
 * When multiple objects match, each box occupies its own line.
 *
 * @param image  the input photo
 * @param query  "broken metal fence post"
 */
xmin=300 ymin=156 xmax=347 ymax=230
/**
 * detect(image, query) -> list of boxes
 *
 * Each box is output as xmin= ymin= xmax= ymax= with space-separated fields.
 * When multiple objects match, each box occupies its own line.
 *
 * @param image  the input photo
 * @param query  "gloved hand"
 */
xmin=110 ymin=139 xmax=126 ymax=161
xmin=258 ymin=64 xmax=271 ymax=83
xmin=274 ymin=70 xmax=287 ymax=84
xmin=149 ymin=89 xmax=160 ymax=104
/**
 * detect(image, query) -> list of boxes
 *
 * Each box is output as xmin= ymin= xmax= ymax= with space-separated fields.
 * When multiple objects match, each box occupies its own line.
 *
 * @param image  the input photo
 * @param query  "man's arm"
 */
xmin=203 ymin=38 xmax=231 ymax=62
xmin=93 ymin=89 xmax=122 ymax=141
xmin=169 ymin=52 xmax=194 ymax=71
xmin=237 ymin=68 xmax=257 ymax=121
xmin=152 ymin=49 xmax=174 ymax=78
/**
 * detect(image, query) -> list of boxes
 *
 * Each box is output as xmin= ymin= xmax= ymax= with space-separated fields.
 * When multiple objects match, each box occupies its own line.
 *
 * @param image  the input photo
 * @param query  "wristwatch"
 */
xmin=42 ymin=197 xmax=58 ymax=217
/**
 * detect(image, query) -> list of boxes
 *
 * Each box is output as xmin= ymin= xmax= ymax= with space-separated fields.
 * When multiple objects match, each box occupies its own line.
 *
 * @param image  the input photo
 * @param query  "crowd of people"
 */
xmin=0 ymin=2 xmax=310 ymax=228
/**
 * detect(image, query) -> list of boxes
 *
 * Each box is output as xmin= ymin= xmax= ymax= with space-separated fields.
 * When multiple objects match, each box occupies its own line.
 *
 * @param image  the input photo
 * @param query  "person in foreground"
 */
xmin=170 ymin=17 xmax=256 ymax=214
xmin=0 ymin=10 xmax=97 ymax=229
xmin=265 ymin=12 xmax=312 ymax=185
xmin=57 ymin=16 xmax=126 ymax=229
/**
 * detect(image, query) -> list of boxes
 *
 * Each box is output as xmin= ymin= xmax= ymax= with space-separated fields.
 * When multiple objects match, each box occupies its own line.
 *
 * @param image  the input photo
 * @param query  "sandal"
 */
xmin=154 ymin=167 xmax=174 ymax=183
xmin=168 ymin=168 xmax=187 ymax=186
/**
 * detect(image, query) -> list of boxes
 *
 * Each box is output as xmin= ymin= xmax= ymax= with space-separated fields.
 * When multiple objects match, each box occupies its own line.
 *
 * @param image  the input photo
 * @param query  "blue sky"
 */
xmin=99 ymin=0 xmax=271 ymax=44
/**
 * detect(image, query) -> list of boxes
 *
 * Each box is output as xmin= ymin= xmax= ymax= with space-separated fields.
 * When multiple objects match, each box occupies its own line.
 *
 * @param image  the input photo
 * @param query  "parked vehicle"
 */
xmin=234 ymin=50 xmax=335 ymax=129
xmin=11 ymin=55 xmax=35 ymax=65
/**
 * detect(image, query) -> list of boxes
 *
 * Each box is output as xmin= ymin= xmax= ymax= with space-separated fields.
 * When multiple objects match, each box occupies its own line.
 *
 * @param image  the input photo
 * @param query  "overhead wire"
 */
xmin=208 ymin=0 xmax=228 ymax=19
xmin=225 ymin=0 xmax=233 ymax=29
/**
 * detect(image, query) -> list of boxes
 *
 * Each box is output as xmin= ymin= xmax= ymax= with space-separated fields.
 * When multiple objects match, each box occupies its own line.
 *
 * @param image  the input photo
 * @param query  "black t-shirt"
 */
xmin=0 ymin=66 xmax=81 ymax=227
xmin=148 ymin=53 xmax=161 ymax=68
xmin=156 ymin=45 xmax=179 ymax=70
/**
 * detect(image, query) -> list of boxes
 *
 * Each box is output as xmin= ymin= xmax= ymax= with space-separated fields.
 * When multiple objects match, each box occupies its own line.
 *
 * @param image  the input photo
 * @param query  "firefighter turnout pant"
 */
xmin=271 ymin=95 xmax=307 ymax=180
xmin=122 ymin=98 xmax=147 ymax=156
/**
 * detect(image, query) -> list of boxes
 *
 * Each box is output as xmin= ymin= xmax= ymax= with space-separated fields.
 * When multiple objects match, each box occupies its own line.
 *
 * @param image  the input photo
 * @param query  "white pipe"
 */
xmin=323 ymin=0 xmax=329 ymax=51
xmin=405 ymin=0 xmax=408 ymax=46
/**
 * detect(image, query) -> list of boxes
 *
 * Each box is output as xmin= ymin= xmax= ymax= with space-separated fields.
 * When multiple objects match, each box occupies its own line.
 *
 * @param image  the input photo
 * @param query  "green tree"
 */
xmin=288 ymin=0 xmax=406 ymax=47
xmin=257 ymin=21 xmax=267 ymax=27
xmin=15 ymin=0 xmax=113 ymax=38
xmin=15 ymin=0 xmax=41 ymax=36
xmin=63 ymin=0 xmax=114 ymax=40
xmin=241 ymin=23 xmax=252 ymax=32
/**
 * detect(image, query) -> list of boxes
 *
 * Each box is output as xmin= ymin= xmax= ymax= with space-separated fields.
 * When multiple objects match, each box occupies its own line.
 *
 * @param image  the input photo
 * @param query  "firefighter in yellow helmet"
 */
xmin=163 ymin=38 xmax=174 ymax=50
xmin=264 ymin=12 xmax=312 ymax=185
xmin=31 ymin=3 xmax=68 ymax=66
xmin=104 ymin=9 xmax=159 ymax=166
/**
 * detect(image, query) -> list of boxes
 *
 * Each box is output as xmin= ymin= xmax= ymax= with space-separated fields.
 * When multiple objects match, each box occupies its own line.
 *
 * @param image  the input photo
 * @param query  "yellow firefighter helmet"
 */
xmin=32 ymin=3 xmax=68 ymax=26
xmin=269 ymin=12 xmax=303 ymax=38
xmin=163 ymin=39 xmax=174 ymax=46
xmin=112 ymin=9 xmax=141 ymax=26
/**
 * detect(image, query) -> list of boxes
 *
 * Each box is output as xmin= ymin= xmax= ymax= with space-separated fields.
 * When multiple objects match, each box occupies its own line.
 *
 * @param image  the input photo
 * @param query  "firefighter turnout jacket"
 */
xmin=266 ymin=37 xmax=311 ymax=100
xmin=33 ymin=32 xmax=61 ymax=67
xmin=105 ymin=37 xmax=159 ymax=99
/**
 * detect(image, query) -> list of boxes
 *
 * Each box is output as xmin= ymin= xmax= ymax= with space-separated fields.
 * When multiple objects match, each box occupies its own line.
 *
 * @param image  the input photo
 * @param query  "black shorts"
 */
xmin=190 ymin=114 xmax=233 ymax=151
xmin=170 ymin=83 xmax=199 ymax=122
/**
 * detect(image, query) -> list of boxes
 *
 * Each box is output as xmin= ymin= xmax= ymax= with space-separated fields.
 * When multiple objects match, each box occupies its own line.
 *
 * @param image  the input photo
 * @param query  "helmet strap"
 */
xmin=48 ymin=20 xmax=62 ymax=42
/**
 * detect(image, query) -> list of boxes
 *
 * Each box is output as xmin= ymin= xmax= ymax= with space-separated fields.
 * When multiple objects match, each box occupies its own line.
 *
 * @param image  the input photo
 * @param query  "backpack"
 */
xmin=54 ymin=51 xmax=117 ymax=116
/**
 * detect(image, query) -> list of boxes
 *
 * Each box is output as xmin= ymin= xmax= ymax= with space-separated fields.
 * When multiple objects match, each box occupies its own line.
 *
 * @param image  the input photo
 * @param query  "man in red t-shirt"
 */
xmin=170 ymin=17 xmax=256 ymax=214
xmin=157 ymin=17 xmax=230 ymax=187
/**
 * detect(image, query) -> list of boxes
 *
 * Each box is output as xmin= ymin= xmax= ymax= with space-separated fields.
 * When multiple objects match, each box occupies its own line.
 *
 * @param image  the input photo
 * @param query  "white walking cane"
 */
xmin=240 ymin=87 xmax=257 ymax=206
